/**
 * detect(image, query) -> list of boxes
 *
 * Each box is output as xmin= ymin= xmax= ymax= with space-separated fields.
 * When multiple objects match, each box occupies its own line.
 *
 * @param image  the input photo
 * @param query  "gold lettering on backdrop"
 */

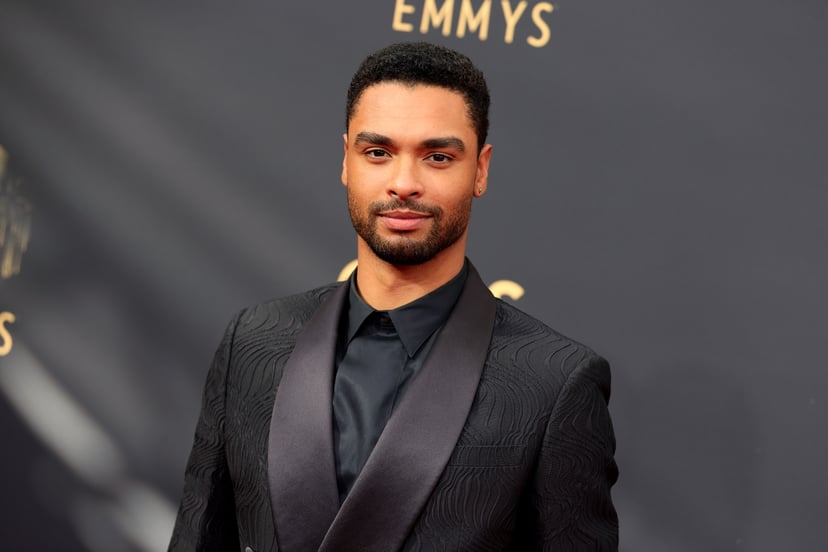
xmin=0 ymin=146 xmax=32 ymax=280
xmin=337 ymin=261 xmax=524 ymax=300
xmin=488 ymin=280 xmax=525 ymax=300
xmin=420 ymin=0 xmax=454 ymax=36
xmin=457 ymin=0 xmax=491 ymax=41
xmin=338 ymin=259 xmax=359 ymax=282
xmin=527 ymin=2 xmax=553 ymax=47
xmin=501 ymin=0 xmax=527 ymax=44
xmin=393 ymin=0 xmax=417 ymax=32
xmin=0 ymin=311 xmax=14 ymax=357
xmin=392 ymin=0 xmax=555 ymax=46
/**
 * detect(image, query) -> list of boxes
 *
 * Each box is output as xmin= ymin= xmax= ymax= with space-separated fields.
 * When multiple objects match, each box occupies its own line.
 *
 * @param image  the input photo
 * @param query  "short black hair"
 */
xmin=346 ymin=42 xmax=490 ymax=150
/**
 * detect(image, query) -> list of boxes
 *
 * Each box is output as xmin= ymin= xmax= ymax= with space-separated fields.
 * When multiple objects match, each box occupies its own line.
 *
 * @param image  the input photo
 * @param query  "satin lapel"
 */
xmin=319 ymin=265 xmax=497 ymax=552
xmin=268 ymin=284 xmax=346 ymax=552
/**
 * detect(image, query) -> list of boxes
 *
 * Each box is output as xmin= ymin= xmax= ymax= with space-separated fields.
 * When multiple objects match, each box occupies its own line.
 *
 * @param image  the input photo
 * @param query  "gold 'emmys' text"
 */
xmin=392 ymin=0 xmax=554 ymax=48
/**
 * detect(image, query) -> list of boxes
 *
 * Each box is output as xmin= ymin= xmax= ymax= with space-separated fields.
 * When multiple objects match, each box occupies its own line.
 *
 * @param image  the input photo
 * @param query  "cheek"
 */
xmin=347 ymin=186 xmax=374 ymax=217
xmin=346 ymin=162 xmax=385 ymax=190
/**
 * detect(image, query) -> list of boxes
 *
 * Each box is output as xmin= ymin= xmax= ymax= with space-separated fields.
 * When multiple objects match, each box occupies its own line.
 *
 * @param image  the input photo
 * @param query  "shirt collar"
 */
xmin=346 ymin=260 xmax=469 ymax=357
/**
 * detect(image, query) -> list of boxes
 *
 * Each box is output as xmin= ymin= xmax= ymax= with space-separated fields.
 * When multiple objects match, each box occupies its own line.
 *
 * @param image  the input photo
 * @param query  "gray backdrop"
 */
xmin=1 ymin=1 xmax=826 ymax=550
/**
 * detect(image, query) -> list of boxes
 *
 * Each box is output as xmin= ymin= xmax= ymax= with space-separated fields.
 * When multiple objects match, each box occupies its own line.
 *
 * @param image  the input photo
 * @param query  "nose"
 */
xmin=387 ymin=157 xmax=422 ymax=201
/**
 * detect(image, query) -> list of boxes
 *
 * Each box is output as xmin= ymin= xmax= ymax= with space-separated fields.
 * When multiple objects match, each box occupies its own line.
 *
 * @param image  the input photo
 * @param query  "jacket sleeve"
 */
xmin=531 ymin=353 xmax=619 ymax=551
xmin=168 ymin=312 xmax=243 ymax=552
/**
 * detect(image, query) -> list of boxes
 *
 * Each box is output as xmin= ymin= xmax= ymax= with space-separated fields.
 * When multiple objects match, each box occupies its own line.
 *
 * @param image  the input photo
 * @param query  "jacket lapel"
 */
xmin=268 ymin=284 xmax=346 ymax=552
xmin=319 ymin=265 xmax=497 ymax=552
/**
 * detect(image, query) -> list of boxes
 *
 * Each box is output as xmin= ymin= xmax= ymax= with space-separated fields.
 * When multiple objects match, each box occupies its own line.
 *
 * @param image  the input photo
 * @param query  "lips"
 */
xmin=377 ymin=209 xmax=431 ymax=231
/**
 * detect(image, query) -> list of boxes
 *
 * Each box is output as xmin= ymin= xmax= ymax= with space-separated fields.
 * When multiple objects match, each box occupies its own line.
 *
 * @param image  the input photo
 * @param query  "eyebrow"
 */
xmin=422 ymin=137 xmax=466 ymax=152
xmin=353 ymin=131 xmax=466 ymax=152
xmin=354 ymin=131 xmax=394 ymax=147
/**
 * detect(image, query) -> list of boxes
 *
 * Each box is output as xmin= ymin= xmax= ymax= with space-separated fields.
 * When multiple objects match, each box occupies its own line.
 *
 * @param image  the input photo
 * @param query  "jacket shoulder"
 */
xmin=491 ymin=299 xmax=606 ymax=382
xmin=232 ymin=282 xmax=342 ymax=339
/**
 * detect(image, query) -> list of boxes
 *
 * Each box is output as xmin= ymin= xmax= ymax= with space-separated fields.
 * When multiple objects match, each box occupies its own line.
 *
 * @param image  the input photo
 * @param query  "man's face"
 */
xmin=342 ymin=82 xmax=491 ymax=266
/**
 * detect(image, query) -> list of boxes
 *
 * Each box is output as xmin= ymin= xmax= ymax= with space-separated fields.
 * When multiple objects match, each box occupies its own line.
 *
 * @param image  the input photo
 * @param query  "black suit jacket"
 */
xmin=169 ymin=265 xmax=618 ymax=551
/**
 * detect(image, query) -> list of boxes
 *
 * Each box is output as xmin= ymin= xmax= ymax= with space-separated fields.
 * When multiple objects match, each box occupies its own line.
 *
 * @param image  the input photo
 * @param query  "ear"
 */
xmin=341 ymin=133 xmax=349 ymax=187
xmin=473 ymin=143 xmax=492 ymax=197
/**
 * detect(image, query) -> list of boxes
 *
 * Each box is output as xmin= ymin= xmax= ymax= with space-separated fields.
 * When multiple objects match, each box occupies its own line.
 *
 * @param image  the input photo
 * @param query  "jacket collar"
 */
xmin=268 ymin=263 xmax=496 ymax=552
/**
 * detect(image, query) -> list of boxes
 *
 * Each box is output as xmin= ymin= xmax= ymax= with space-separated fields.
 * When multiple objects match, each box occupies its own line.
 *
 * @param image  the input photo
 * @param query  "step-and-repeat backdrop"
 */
xmin=1 ymin=2 xmax=826 ymax=550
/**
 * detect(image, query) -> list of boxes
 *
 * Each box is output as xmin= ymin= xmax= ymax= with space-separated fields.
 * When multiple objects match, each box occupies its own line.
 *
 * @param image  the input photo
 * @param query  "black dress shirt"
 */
xmin=332 ymin=262 xmax=469 ymax=501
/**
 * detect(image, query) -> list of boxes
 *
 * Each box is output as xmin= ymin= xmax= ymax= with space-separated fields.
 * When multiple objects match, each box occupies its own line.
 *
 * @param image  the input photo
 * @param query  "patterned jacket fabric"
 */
xmin=169 ymin=272 xmax=618 ymax=552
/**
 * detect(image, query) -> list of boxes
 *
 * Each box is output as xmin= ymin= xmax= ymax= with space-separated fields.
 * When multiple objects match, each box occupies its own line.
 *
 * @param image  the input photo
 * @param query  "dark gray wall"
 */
xmin=1 ymin=1 xmax=826 ymax=550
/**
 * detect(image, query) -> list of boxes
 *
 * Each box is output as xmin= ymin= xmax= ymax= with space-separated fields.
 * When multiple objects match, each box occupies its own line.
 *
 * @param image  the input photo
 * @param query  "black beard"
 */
xmin=348 ymin=195 xmax=471 ymax=266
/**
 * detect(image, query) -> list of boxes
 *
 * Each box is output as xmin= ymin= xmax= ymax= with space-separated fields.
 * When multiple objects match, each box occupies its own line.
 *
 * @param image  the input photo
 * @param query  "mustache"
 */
xmin=369 ymin=198 xmax=442 ymax=216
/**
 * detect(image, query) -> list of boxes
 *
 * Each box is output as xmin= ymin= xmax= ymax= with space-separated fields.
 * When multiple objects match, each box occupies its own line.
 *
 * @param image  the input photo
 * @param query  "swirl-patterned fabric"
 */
xmin=170 ymin=272 xmax=618 ymax=551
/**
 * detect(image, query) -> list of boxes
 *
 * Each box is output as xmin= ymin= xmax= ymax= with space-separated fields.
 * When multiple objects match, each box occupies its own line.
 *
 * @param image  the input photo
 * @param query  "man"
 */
xmin=170 ymin=42 xmax=618 ymax=552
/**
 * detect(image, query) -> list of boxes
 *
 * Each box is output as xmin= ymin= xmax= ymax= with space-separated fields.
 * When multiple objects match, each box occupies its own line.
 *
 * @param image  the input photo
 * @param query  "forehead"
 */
xmin=349 ymin=82 xmax=475 ymax=139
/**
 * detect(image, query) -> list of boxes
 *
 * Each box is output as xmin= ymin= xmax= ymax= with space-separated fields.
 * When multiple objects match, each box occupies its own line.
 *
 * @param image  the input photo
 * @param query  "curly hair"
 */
xmin=346 ymin=42 xmax=490 ymax=150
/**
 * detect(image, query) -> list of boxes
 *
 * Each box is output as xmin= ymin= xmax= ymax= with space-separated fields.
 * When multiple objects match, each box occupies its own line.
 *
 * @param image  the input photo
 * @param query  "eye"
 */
xmin=427 ymin=153 xmax=452 ymax=164
xmin=365 ymin=149 xmax=390 ymax=159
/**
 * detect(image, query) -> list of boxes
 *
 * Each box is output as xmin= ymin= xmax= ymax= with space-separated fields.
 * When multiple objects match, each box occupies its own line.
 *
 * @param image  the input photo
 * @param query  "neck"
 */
xmin=354 ymin=240 xmax=467 ymax=311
